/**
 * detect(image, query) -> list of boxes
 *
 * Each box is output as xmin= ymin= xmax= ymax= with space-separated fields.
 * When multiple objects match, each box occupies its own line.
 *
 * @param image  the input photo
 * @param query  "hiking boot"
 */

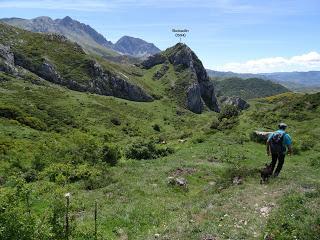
xmin=273 ymin=172 xmax=279 ymax=178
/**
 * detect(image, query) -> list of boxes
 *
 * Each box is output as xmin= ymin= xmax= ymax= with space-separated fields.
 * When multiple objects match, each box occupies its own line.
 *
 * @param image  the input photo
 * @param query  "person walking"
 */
xmin=266 ymin=123 xmax=293 ymax=177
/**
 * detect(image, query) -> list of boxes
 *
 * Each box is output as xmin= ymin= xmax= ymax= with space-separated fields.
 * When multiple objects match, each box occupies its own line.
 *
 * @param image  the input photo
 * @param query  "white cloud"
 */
xmin=215 ymin=52 xmax=320 ymax=73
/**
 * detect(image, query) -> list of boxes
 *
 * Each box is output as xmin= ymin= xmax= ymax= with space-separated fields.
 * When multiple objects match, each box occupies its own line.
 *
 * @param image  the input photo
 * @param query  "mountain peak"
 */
xmin=33 ymin=16 xmax=53 ymax=21
xmin=63 ymin=16 xmax=73 ymax=21
xmin=140 ymin=43 xmax=219 ymax=113
xmin=32 ymin=16 xmax=54 ymax=23
xmin=59 ymin=16 xmax=78 ymax=25
xmin=113 ymin=36 xmax=160 ymax=58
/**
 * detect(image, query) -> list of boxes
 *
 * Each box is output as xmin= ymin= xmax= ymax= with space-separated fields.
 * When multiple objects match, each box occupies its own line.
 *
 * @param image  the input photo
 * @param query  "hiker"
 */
xmin=266 ymin=123 xmax=293 ymax=177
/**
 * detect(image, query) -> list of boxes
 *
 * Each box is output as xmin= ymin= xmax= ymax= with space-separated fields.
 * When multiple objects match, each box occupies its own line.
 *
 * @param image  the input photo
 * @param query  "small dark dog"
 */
xmin=260 ymin=164 xmax=273 ymax=184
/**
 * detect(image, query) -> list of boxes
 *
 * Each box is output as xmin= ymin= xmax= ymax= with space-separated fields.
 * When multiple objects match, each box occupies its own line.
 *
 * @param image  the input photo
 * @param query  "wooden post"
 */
xmin=26 ymin=190 xmax=31 ymax=216
xmin=65 ymin=193 xmax=71 ymax=240
xmin=94 ymin=200 xmax=97 ymax=240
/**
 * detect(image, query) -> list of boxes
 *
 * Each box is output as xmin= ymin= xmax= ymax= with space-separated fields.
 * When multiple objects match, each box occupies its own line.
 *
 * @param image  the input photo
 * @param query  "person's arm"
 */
xmin=266 ymin=133 xmax=272 ymax=156
xmin=285 ymin=134 xmax=293 ymax=155
xmin=287 ymin=144 xmax=293 ymax=155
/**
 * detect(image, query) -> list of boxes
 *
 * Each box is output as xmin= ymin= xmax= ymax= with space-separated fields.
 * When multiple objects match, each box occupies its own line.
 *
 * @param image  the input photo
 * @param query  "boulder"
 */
xmin=232 ymin=176 xmax=243 ymax=185
xmin=251 ymin=131 xmax=272 ymax=143
xmin=168 ymin=177 xmax=187 ymax=188
xmin=220 ymin=96 xmax=250 ymax=110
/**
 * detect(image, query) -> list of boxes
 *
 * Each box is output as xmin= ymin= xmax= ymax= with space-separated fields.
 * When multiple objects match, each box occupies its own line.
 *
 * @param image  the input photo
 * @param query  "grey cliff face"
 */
xmin=186 ymin=83 xmax=203 ymax=114
xmin=86 ymin=61 xmax=153 ymax=101
xmin=12 ymin=51 xmax=152 ymax=102
xmin=0 ymin=44 xmax=14 ymax=65
xmin=0 ymin=44 xmax=17 ymax=75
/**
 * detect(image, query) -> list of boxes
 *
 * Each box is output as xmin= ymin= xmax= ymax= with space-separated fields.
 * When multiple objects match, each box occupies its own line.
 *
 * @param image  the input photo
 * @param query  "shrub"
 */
xmin=83 ymin=173 xmax=114 ymax=190
xmin=210 ymin=117 xmax=220 ymax=130
xmin=296 ymin=136 xmax=316 ymax=152
xmin=23 ymin=169 xmax=38 ymax=183
xmin=192 ymin=136 xmax=205 ymax=144
xmin=111 ymin=117 xmax=121 ymax=126
xmin=126 ymin=139 xmax=174 ymax=160
xmin=0 ymin=187 xmax=36 ymax=240
xmin=210 ymin=116 xmax=239 ymax=131
xmin=219 ymin=117 xmax=239 ymax=130
xmin=126 ymin=140 xmax=155 ymax=160
xmin=31 ymin=156 xmax=46 ymax=171
xmin=0 ymin=105 xmax=22 ymax=119
xmin=102 ymin=144 xmax=121 ymax=166
xmin=310 ymin=156 xmax=320 ymax=168
xmin=218 ymin=105 xmax=239 ymax=121
xmin=152 ymin=124 xmax=161 ymax=132
xmin=18 ymin=116 xmax=47 ymax=131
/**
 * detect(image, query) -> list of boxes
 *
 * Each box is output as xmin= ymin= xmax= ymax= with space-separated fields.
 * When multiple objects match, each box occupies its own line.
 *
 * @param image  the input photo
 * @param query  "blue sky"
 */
xmin=0 ymin=0 xmax=320 ymax=73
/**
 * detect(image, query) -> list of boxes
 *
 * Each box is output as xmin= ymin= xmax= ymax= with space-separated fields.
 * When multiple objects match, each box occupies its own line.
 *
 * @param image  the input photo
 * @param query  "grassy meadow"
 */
xmin=1 ymin=71 xmax=320 ymax=239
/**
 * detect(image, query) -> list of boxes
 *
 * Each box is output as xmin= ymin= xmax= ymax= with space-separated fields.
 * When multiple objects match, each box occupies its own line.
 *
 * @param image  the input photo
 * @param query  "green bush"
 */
xmin=18 ymin=116 xmax=47 ymax=131
xmin=218 ymin=105 xmax=239 ymax=121
xmin=296 ymin=136 xmax=316 ymax=152
xmin=110 ymin=117 xmax=121 ymax=126
xmin=0 ymin=105 xmax=22 ymax=119
xmin=210 ymin=115 xmax=239 ymax=131
xmin=102 ymin=144 xmax=121 ymax=166
xmin=210 ymin=117 xmax=220 ymax=130
xmin=22 ymin=169 xmax=38 ymax=183
xmin=152 ymin=124 xmax=161 ymax=132
xmin=0 ymin=187 xmax=36 ymax=240
xmin=83 ymin=173 xmax=114 ymax=190
xmin=310 ymin=156 xmax=320 ymax=168
xmin=219 ymin=117 xmax=239 ymax=130
xmin=126 ymin=139 xmax=174 ymax=160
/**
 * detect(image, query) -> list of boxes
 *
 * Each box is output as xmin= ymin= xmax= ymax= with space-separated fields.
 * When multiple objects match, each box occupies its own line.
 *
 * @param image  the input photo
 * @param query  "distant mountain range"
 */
xmin=0 ymin=16 xmax=161 ymax=59
xmin=207 ymin=69 xmax=320 ymax=90
xmin=213 ymin=77 xmax=290 ymax=100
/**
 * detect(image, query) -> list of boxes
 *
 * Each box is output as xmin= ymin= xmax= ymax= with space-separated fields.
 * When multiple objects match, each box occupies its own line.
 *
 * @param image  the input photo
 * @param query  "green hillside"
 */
xmin=0 ymin=24 xmax=320 ymax=240
xmin=214 ymin=77 xmax=290 ymax=100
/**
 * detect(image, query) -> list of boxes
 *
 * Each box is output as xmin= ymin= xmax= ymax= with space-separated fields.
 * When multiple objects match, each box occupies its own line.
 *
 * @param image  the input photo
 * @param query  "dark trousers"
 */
xmin=271 ymin=153 xmax=285 ymax=175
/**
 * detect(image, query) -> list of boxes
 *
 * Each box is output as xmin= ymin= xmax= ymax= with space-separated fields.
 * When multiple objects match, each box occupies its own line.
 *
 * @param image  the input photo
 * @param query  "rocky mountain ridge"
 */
xmin=0 ymin=23 xmax=152 ymax=102
xmin=1 ymin=16 xmax=160 ymax=59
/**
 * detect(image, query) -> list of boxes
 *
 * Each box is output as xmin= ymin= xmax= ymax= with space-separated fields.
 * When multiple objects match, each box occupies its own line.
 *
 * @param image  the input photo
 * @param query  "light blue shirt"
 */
xmin=267 ymin=129 xmax=292 ymax=146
